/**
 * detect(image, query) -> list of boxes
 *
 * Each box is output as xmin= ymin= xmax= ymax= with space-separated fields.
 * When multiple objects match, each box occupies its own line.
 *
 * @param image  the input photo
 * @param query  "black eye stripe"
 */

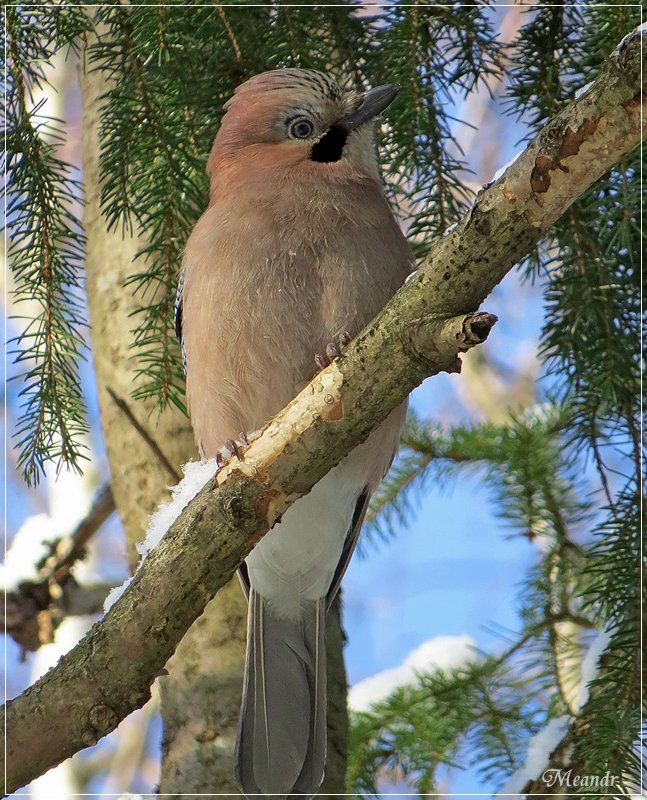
xmin=310 ymin=125 xmax=348 ymax=163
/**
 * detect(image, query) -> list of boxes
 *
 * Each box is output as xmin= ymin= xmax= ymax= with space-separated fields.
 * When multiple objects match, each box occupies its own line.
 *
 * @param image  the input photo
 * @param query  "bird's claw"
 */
xmin=214 ymin=429 xmax=261 ymax=472
xmin=314 ymin=331 xmax=351 ymax=372
xmin=225 ymin=438 xmax=243 ymax=459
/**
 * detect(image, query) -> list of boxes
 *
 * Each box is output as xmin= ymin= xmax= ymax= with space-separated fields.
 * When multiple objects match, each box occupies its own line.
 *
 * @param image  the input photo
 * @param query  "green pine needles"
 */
xmin=376 ymin=3 xmax=503 ymax=249
xmin=358 ymin=3 xmax=642 ymax=795
xmin=6 ymin=7 xmax=91 ymax=485
xmin=5 ymin=3 xmax=642 ymax=794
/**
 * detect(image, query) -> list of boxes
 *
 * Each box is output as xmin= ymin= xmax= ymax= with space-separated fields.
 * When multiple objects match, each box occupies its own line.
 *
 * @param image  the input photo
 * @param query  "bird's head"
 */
xmin=208 ymin=68 xmax=397 ymax=182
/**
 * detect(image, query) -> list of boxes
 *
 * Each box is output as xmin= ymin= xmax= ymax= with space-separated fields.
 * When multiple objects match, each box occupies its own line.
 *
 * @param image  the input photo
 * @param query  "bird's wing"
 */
xmin=174 ymin=266 xmax=187 ymax=375
xmin=326 ymin=488 xmax=370 ymax=610
xmin=237 ymin=562 xmax=250 ymax=600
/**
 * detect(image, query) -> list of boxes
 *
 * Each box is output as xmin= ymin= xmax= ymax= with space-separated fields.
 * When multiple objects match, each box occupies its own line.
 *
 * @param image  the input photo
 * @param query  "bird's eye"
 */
xmin=289 ymin=118 xmax=315 ymax=139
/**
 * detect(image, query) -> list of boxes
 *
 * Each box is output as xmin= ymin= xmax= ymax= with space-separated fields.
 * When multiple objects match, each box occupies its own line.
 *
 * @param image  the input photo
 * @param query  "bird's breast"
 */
xmin=182 ymin=178 xmax=413 ymax=456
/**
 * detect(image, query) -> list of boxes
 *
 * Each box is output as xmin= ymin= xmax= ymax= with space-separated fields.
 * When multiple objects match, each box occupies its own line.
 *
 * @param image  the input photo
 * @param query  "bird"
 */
xmin=176 ymin=68 xmax=414 ymax=797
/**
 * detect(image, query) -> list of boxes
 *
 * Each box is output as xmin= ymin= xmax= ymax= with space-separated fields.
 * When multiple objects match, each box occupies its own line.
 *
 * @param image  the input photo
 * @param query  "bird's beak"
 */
xmin=338 ymin=84 xmax=399 ymax=131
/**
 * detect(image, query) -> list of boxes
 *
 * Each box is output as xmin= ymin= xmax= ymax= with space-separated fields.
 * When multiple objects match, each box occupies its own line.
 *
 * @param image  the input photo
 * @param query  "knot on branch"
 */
xmin=460 ymin=312 xmax=498 ymax=347
xmin=88 ymin=703 xmax=118 ymax=734
xmin=220 ymin=487 xmax=247 ymax=527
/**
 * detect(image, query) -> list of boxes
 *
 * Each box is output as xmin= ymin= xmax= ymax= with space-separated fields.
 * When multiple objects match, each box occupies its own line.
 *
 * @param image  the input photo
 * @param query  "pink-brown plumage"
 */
xmin=179 ymin=68 xmax=414 ymax=796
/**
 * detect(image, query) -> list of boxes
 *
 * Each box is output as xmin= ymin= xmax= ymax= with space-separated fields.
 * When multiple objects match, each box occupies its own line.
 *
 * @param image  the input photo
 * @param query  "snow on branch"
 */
xmin=3 ymin=23 xmax=645 ymax=794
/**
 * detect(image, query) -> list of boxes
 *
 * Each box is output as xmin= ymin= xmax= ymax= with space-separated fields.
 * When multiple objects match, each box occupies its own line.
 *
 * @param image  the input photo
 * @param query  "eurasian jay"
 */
xmin=176 ymin=68 xmax=414 ymax=797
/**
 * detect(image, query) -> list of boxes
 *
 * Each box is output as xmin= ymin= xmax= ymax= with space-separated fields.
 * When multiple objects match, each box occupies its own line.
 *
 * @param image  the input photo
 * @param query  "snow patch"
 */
xmin=1 ymin=514 xmax=58 ymax=590
xmin=104 ymin=458 xmax=217 ymax=612
xmin=103 ymin=581 xmax=130 ymax=612
xmin=498 ymin=716 xmax=570 ymax=796
xmin=349 ymin=634 xmax=477 ymax=711
xmin=137 ymin=458 xmax=217 ymax=559
xmin=492 ymin=149 xmax=525 ymax=182
xmin=575 ymin=627 xmax=613 ymax=711
xmin=575 ymin=81 xmax=594 ymax=100
xmin=615 ymin=24 xmax=645 ymax=55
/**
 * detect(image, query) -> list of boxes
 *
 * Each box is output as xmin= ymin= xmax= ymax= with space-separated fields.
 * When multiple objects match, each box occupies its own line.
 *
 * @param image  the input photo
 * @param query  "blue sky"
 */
xmin=4 ymin=4 xmax=603 ymax=795
xmin=342 ymin=266 xmax=547 ymax=795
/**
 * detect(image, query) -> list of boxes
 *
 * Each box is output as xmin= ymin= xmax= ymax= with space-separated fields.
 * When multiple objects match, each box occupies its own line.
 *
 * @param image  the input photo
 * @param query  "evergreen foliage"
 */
xmin=349 ymin=656 xmax=543 ymax=793
xmin=5 ymin=6 xmax=91 ymax=485
xmin=371 ymin=4 xmax=503 ymax=250
xmin=5 ymin=2 xmax=642 ymax=795
xmin=362 ymin=3 xmax=642 ymax=795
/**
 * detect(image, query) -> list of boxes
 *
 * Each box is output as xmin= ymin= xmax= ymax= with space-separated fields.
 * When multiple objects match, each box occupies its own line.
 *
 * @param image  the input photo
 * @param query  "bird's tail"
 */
xmin=235 ymin=589 xmax=327 ymax=799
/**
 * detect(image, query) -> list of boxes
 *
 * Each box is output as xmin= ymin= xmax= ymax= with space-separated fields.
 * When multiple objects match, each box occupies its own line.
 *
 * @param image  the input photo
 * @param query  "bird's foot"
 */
xmin=314 ymin=331 xmax=352 ymax=372
xmin=214 ymin=429 xmax=262 ymax=470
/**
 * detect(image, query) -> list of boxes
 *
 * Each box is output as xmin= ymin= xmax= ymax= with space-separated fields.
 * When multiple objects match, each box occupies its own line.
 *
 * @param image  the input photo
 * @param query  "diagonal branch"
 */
xmin=4 ymin=483 xmax=115 ymax=654
xmin=3 ymin=25 xmax=643 ymax=795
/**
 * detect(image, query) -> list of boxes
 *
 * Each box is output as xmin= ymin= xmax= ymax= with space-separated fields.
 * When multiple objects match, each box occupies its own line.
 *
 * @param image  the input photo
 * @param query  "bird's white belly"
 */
xmin=245 ymin=459 xmax=366 ymax=620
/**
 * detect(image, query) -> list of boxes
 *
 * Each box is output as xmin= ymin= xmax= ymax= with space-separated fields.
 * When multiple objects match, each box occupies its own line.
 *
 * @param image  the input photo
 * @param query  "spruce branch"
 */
xmin=367 ymin=402 xmax=596 ymax=726
xmin=502 ymin=38 xmax=642 ymax=753
xmin=504 ymin=4 xmax=585 ymax=129
xmin=5 ymin=6 xmax=90 ymax=485
xmin=348 ymin=613 xmax=589 ymax=791
xmin=3 ymin=24 xmax=643 ymax=790
xmin=512 ymin=10 xmax=642 ymax=764
xmin=367 ymin=404 xmax=582 ymax=544
xmin=506 ymin=2 xmax=642 ymax=499
xmin=376 ymin=3 xmax=502 ymax=249
xmin=519 ymin=618 xmax=641 ymax=796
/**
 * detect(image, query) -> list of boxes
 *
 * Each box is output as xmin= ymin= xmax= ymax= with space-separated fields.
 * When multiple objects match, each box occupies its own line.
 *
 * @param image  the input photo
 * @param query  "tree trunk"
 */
xmin=79 ymin=30 xmax=246 ymax=794
xmin=79 ymin=29 xmax=347 ymax=795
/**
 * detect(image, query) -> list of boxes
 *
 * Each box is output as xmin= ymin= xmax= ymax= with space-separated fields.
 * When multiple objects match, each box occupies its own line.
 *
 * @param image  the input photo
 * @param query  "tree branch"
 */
xmin=4 ymin=484 xmax=115 ymax=654
xmin=4 ymin=25 xmax=643 ymax=795
xmin=50 ymin=484 xmax=116 ymax=583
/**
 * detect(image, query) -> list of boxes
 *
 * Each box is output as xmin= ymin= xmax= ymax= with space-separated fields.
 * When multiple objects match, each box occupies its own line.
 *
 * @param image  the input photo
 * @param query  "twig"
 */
xmin=51 ymin=483 xmax=115 ymax=581
xmin=4 ymin=484 xmax=115 ymax=654
xmin=213 ymin=0 xmax=242 ymax=62
xmin=106 ymin=386 xmax=181 ymax=483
